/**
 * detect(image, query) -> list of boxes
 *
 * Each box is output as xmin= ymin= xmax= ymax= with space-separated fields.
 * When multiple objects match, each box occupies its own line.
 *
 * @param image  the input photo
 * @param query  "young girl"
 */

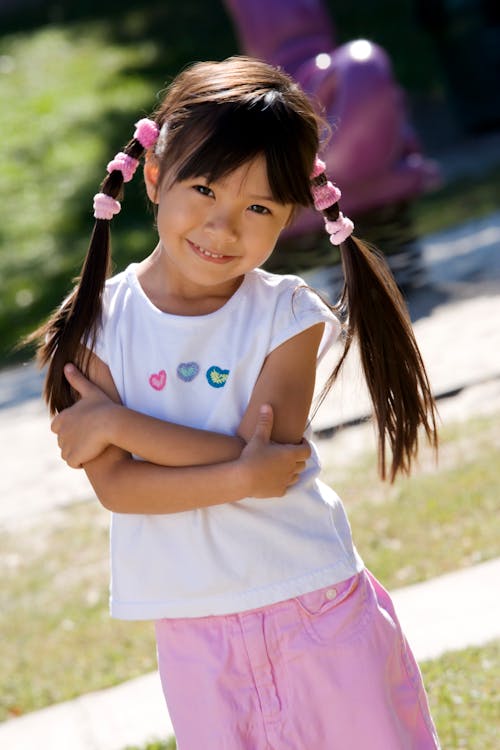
xmin=38 ymin=56 xmax=440 ymax=748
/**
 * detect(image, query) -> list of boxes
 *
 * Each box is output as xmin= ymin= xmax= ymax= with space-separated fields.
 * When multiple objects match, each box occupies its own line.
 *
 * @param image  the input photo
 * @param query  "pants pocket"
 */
xmin=294 ymin=572 xmax=373 ymax=645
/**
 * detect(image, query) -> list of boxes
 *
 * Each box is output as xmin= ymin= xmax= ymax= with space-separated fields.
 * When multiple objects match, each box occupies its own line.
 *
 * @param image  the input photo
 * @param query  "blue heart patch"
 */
xmin=206 ymin=366 xmax=230 ymax=388
xmin=177 ymin=362 xmax=200 ymax=382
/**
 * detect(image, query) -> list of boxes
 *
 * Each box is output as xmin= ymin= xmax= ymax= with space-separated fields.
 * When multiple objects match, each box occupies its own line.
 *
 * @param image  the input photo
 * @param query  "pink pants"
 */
xmin=155 ymin=570 xmax=440 ymax=749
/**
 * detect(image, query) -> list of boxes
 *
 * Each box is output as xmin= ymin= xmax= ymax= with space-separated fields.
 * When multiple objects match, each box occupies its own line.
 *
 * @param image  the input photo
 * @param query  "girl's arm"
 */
xmin=237 ymin=323 xmax=325 ymax=444
xmin=71 ymin=353 xmax=310 ymax=514
xmin=52 ymin=362 xmax=245 ymax=469
xmin=52 ymin=317 xmax=322 ymax=469
xmin=86 ymin=412 xmax=307 ymax=513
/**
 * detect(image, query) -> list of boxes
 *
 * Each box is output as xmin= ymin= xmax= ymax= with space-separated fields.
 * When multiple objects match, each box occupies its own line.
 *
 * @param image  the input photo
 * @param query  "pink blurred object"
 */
xmin=224 ymin=0 xmax=441 ymax=238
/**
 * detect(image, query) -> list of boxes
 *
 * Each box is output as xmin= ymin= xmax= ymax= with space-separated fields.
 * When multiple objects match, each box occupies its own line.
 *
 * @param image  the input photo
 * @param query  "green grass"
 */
xmin=328 ymin=413 xmax=500 ymax=589
xmin=421 ymin=640 xmax=500 ymax=750
xmin=413 ymin=167 xmax=500 ymax=238
xmin=1 ymin=412 xmax=499 ymax=721
xmin=0 ymin=502 xmax=157 ymax=721
xmin=125 ymin=741 xmax=176 ymax=750
xmin=0 ymin=23 xmax=158 ymax=362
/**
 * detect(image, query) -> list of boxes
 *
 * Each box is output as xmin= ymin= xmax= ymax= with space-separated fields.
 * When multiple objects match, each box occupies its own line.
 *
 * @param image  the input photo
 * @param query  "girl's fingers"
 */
xmin=252 ymin=404 xmax=274 ymax=444
xmin=298 ymin=439 xmax=311 ymax=460
xmin=63 ymin=364 xmax=94 ymax=397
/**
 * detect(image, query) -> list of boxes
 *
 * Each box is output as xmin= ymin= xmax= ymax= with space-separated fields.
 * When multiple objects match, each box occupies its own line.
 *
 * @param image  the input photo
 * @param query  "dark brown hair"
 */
xmin=33 ymin=55 xmax=437 ymax=479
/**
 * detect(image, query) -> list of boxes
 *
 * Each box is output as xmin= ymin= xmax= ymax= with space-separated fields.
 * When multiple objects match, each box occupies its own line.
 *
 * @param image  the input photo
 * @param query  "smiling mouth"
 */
xmin=188 ymin=240 xmax=233 ymax=263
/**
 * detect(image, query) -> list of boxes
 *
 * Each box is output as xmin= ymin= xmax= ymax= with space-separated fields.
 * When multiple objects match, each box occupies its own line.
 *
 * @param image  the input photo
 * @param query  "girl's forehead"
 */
xmin=214 ymin=156 xmax=272 ymax=195
xmin=173 ymin=154 xmax=274 ymax=196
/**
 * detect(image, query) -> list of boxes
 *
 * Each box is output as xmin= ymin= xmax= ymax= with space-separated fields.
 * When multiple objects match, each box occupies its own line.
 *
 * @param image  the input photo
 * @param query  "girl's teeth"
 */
xmin=198 ymin=246 xmax=223 ymax=258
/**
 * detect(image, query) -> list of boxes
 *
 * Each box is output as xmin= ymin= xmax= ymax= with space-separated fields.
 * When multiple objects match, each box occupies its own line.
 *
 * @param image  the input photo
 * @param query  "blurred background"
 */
xmin=0 ymin=0 xmax=499 ymax=366
xmin=1 ymin=3 xmax=499 ymax=749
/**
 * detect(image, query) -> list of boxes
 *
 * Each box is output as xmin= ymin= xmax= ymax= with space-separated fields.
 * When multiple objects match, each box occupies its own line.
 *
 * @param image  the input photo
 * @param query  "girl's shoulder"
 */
xmin=247 ymin=267 xmax=318 ymax=307
xmin=248 ymin=268 xmax=341 ymax=353
xmin=249 ymin=268 xmax=337 ymax=321
xmin=101 ymin=263 xmax=141 ymax=307
xmin=103 ymin=264 xmax=135 ymax=292
xmin=249 ymin=266 xmax=306 ymax=291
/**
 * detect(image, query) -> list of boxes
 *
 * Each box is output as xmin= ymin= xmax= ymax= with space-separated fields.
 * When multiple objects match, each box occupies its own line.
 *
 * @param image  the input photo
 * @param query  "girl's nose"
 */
xmin=204 ymin=212 xmax=238 ymax=243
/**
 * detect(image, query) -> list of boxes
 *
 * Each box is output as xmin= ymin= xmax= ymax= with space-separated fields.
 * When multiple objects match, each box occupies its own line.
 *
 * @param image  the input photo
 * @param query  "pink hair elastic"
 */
xmin=311 ymin=181 xmax=342 ymax=211
xmin=106 ymin=152 xmax=139 ymax=182
xmin=311 ymin=155 xmax=354 ymax=244
xmin=310 ymin=156 xmax=342 ymax=210
xmin=93 ymin=193 xmax=121 ymax=220
xmin=325 ymin=214 xmax=354 ymax=245
xmin=310 ymin=157 xmax=326 ymax=179
xmin=133 ymin=118 xmax=160 ymax=149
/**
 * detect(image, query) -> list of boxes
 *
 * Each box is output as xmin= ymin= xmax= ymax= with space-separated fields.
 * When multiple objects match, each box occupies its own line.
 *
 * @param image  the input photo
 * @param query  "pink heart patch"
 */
xmin=149 ymin=370 xmax=167 ymax=391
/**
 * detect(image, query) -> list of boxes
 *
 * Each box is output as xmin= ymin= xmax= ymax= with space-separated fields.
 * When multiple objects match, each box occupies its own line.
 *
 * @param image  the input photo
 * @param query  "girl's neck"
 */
xmin=136 ymin=246 xmax=245 ymax=316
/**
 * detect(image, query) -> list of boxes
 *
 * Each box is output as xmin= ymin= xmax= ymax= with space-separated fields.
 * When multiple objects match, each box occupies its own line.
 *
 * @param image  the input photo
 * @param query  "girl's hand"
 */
xmin=239 ymin=404 xmax=310 ymax=497
xmin=51 ymin=364 xmax=117 ymax=468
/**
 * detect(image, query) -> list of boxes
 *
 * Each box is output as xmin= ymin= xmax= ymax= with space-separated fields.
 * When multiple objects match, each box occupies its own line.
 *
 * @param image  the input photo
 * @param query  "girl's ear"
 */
xmin=144 ymin=156 xmax=160 ymax=204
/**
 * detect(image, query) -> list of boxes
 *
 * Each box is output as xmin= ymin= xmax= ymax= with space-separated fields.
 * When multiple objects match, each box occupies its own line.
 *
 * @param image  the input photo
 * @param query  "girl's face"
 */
xmin=144 ymin=154 xmax=293 ymax=299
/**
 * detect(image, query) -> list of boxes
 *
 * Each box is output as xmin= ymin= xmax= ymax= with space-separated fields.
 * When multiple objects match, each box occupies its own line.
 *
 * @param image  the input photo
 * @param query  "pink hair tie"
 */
xmin=312 ymin=181 xmax=342 ymax=211
xmin=325 ymin=213 xmax=354 ymax=245
xmin=134 ymin=118 xmax=160 ymax=149
xmin=93 ymin=193 xmax=121 ymax=220
xmin=310 ymin=157 xmax=326 ymax=179
xmin=106 ymin=152 xmax=139 ymax=182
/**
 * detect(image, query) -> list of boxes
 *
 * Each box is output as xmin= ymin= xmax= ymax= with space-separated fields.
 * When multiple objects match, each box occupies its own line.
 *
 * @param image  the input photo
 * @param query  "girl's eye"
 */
xmin=248 ymin=204 xmax=271 ymax=215
xmin=193 ymin=185 xmax=214 ymax=197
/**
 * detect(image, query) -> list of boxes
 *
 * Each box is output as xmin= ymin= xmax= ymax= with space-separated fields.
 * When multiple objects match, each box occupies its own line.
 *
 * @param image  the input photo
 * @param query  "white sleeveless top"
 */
xmin=94 ymin=264 xmax=364 ymax=619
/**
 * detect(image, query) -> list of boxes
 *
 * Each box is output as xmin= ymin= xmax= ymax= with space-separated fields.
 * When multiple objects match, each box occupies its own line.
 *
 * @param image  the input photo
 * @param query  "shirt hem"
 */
xmin=110 ymin=556 xmax=365 ymax=620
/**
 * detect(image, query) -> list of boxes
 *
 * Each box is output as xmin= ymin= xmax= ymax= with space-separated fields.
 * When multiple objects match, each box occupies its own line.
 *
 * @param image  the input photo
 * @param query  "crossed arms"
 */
xmin=51 ymin=324 xmax=324 ymax=514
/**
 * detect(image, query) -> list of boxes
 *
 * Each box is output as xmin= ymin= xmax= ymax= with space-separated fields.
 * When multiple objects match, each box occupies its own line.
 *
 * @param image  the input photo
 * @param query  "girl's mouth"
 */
xmin=188 ymin=240 xmax=233 ymax=264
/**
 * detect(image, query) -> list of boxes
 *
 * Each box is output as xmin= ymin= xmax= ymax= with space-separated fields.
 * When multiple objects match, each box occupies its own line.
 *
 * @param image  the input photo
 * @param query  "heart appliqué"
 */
xmin=177 ymin=362 xmax=200 ymax=382
xmin=206 ymin=366 xmax=229 ymax=388
xmin=149 ymin=370 xmax=167 ymax=391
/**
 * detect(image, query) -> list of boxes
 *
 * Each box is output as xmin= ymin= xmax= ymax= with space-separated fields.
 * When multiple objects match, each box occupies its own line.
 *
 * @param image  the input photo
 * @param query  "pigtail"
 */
xmin=32 ymin=119 xmax=159 ymax=415
xmin=311 ymin=160 xmax=438 ymax=481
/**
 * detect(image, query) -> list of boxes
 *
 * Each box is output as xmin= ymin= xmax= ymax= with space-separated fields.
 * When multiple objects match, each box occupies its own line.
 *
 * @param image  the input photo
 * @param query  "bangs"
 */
xmin=174 ymin=98 xmax=315 ymax=207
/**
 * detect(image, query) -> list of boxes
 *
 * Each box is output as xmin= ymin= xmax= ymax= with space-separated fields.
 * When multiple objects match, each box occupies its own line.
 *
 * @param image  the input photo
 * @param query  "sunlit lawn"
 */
xmin=330 ymin=413 xmax=500 ymax=589
xmin=1 ymin=411 xmax=499 ymax=722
